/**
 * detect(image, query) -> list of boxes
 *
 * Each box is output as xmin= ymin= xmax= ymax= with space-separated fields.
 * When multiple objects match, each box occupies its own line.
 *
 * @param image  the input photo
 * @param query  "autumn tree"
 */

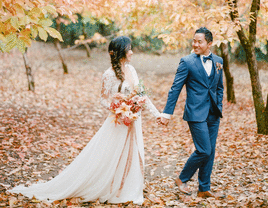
xmin=120 ymin=0 xmax=267 ymax=134
xmin=0 ymin=0 xmax=66 ymax=91
xmin=0 ymin=0 xmax=115 ymax=87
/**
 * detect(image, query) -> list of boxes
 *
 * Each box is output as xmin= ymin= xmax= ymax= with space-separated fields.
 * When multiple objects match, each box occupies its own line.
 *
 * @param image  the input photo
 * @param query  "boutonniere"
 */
xmin=216 ymin=62 xmax=223 ymax=74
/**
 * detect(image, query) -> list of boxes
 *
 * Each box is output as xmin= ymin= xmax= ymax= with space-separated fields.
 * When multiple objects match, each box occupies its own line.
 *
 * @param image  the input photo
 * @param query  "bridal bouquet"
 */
xmin=109 ymin=82 xmax=147 ymax=126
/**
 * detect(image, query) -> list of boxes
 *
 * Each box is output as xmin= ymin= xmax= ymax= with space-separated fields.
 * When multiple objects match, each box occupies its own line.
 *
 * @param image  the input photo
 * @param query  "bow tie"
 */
xmin=203 ymin=54 xmax=213 ymax=63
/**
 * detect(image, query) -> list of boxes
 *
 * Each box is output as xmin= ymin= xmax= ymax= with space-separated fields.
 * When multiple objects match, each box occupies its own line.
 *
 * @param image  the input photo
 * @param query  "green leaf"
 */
xmin=45 ymin=27 xmax=63 ymax=42
xmin=38 ymin=18 xmax=53 ymax=27
xmin=38 ymin=27 xmax=48 ymax=41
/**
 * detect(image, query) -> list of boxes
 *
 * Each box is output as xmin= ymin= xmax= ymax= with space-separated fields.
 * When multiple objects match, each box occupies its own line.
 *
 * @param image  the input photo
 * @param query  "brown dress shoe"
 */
xmin=197 ymin=191 xmax=226 ymax=199
xmin=175 ymin=178 xmax=192 ymax=195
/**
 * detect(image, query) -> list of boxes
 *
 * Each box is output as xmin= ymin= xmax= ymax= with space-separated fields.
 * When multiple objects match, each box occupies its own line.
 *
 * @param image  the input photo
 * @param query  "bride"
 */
xmin=9 ymin=36 xmax=160 ymax=205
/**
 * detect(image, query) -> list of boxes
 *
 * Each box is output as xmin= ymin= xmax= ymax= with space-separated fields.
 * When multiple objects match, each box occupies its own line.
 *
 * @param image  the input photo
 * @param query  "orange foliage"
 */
xmin=1 ymin=0 xmax=268 ymax=53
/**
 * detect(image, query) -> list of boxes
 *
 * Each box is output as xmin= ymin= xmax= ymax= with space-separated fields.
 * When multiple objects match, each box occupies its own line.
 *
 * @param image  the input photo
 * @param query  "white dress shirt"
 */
xmin=200 ymin=53 xmax=213 ymax=76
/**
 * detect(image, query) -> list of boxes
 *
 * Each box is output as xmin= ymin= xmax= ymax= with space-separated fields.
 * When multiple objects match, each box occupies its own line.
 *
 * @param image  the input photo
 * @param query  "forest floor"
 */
xmin=0 ymin=42 xmax=268 ymax=207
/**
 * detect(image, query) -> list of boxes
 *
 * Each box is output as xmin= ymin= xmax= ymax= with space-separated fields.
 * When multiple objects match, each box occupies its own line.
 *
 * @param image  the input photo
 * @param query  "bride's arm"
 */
xmin=129 ymin=65 xmax=161 ymax=118
xmin=144 ymin=95 xmax=161 ymax=118
xmin=100 ymin=70 xmax=113 ymax=109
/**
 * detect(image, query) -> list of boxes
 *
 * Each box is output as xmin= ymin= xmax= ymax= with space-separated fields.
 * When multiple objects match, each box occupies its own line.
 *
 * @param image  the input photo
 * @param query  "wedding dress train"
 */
xmin=9 ymin=64 xmax=160 ymax=205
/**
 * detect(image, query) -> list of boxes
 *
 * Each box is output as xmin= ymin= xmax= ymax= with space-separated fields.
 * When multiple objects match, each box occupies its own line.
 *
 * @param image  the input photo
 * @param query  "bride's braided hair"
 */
xmin=108 ymin=36 xmax=131 ymax=92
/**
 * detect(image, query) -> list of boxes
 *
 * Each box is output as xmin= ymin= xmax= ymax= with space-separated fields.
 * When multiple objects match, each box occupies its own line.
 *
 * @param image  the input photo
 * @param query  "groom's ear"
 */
xmin=208 ymin=41 xmax=213 ymax=48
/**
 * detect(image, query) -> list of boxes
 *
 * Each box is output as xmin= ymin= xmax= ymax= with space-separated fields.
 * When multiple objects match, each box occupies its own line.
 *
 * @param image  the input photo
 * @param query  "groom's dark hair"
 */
xmin=195 ymin=27 xmax=213 ymax=43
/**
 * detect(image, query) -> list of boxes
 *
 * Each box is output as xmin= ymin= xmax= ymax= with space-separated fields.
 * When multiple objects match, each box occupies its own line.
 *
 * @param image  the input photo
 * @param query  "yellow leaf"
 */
xmin=0 ymin=34 xmax=5 ymax=41
xmin=10 ymin=17 xmax=19 ymax=29
xmin=14 ymin=3 xmax=25 ymax=17
xmin=18 ymin=16 xmax=25 ymax=26
xmin=0 ymin=22 xmax=5 ymax=33
xmin=43 ymin=5 xmax=58 ymax=16
xmin=230 ymin=40 xmax=235 ymax=48
xmin=79 ymin=35 xmax=85 ymax=40
xmin=21 ymin=28 xmax=31 ymax=37
xmin=31 ymin=26 xmax=38 ymax=39
xmin=19 ymin=36 xmax=31 ymax=47
xmin=100 ymin=18 xmax=110 ymax=25
xmin=0 ymin=42 xmax=5 ymax=52
xmin=45 ymin=27 xmax=63 ymax=42
xmin=29 ymin=8 xmax=42 ymax=18
xmin=38 ymin=27 xmax=48 ymax=41
xmin=4 ymin=22 xmax=17 ymax=34
xmin=39 ymin=18 xmax=53 ymax=27
xmin=31 ymin=199 xmax=41 ymax=203
xmin=17 ymin=38 xmax=26 ymax=53
xmin=24 ymin=15 xmax=32 ymax=25
xmin=74 ymin=39 xmax=81 ymax=45
xmin=5 ymin=34 xmax=17 ymax=52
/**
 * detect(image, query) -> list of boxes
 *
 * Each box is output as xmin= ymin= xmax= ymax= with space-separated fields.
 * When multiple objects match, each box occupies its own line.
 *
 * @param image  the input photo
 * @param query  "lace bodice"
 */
xmin=100 ymin=64 xmax=160 ymax=118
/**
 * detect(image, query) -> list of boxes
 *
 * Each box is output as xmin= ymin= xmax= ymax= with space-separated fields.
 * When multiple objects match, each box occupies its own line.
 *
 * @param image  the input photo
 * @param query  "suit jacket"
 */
xmin=163 ymin=53 xmax=224 ymax=122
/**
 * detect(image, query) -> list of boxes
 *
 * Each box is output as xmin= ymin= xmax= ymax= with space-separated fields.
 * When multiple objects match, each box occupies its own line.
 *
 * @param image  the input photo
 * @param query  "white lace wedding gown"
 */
xmin=9 ymin=64 xmax=160 ymax=205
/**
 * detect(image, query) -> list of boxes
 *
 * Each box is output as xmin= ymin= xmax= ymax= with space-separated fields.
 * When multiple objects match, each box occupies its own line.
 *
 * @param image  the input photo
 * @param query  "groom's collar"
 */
xmin=193 ymin=52 xmax=213 ymax=59
xmin=200 ymin=52 xmax=212 ymax=59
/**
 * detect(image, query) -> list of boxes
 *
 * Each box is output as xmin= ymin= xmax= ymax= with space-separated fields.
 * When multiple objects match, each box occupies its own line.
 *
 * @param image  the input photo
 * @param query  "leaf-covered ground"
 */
xmin=0 ymin=42 xmax=268 ymax=207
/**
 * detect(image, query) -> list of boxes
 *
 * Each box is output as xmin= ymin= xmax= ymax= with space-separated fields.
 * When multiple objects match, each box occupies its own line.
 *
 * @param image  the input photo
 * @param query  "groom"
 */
xmin=159 ymin=27 xmax=224 ymax=198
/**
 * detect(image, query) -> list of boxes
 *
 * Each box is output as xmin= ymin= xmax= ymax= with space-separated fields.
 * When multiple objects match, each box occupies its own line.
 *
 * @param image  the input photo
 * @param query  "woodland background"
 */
xmin=0 ymin=0 xmax=268 ymax=207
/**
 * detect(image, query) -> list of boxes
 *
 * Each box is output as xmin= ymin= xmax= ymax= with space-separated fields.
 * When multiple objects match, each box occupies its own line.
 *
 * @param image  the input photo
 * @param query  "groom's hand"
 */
xmin=160 ymin=117 xmax=169 ymax=125
xmin=157 ymin=116 xmax=169 ymax=126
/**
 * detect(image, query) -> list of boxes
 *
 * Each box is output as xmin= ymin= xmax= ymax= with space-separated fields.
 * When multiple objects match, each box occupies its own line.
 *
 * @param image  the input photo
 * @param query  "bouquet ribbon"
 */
xmin=110 ymin=122 xmax=144 ymax=197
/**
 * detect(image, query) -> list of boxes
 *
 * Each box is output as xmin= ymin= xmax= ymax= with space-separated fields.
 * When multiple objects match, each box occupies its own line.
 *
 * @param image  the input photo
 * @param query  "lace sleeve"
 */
xmin=128 ymin=65 xmax=161 ymax=118
xmin=100 ymin=68 xmax=114 ymax=109
xmin=144 ymin=95 xmax=161 ymax=118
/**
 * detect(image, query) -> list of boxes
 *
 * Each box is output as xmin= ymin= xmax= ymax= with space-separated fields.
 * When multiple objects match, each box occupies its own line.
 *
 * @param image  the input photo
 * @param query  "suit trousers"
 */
xmin=179 ymin=113 xmax=220 ymax=192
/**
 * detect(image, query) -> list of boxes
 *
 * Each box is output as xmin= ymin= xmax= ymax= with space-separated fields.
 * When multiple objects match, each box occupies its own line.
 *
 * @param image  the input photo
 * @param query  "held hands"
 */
xmin=156 ymin=116 xmax=170 ymax=126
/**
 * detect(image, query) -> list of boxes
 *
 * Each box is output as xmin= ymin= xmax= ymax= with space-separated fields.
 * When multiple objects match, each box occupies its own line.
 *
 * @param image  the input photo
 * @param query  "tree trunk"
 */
xmin=265 ymin=95 xmax=268 ymax=134
xmin=82 ymin=20 xmax=91 ymax=58
xmin=229 ymin=0 xmax=267 ymax=134
xmin=55 ymin=17 xmax=68 ymax=74
xmin=244 ymin=45 xmax=266 ymax=134
xmin=83 ymin=43 xmax=91 ymax=58
xmin=220 ymin=43 xmax=236 ymax=104
xmin=22 ymin=48 xmax=35 ymax=92
xmin=266 ymin=40 xmax=268 ymax=61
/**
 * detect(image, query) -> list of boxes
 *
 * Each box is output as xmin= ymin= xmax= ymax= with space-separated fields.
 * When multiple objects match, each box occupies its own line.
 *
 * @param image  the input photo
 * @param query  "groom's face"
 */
xmin=192 ymin=33 xmax=212 ymax=56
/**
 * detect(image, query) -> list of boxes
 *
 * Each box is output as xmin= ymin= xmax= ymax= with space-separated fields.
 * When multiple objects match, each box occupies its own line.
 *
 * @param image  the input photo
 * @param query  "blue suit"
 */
xmin=163 ymin=53 xmax=224 ymax=192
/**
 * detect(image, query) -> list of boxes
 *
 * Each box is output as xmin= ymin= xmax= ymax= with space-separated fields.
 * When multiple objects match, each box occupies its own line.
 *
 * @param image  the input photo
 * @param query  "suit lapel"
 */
xmin=194 ymin=54 xmax=209 ymax=87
